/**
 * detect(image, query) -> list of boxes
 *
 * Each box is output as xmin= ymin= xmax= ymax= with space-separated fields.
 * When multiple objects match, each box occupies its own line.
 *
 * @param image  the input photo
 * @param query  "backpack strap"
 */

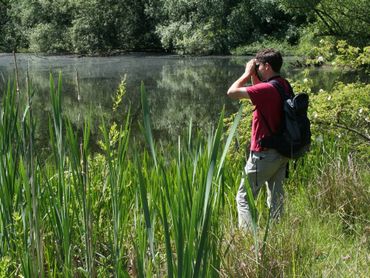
xmin=269 ymin=79 xmax=293 ymax=101
xmin=258 ymin=79 xmax=290 ymax=136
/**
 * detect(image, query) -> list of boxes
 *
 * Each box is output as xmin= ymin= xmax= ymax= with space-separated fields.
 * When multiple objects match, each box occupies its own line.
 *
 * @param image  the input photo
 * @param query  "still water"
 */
xmin=0 ymin=53 xmax=362 ymax=148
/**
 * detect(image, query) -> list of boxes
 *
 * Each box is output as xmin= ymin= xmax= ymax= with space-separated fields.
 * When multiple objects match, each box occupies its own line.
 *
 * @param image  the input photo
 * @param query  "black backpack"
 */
xmin=259 ymin=79 xmax=311 ymax=159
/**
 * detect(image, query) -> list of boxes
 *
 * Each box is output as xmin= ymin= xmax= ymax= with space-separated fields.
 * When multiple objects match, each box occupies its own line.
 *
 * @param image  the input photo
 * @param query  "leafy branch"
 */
xmin=314 ymin=119 xmax=370 ymax=142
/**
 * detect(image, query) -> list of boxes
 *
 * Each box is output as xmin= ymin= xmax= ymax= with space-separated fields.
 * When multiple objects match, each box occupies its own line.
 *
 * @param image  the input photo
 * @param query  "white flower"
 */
xmin=315 ymin=135 xmax=323 ymax=142
xmin=319 ymin=89 xmax=324 ymax=93
xmin=359 ymin=108 xmax=363 ymax=114
xmin=327 ymin=95 xmax=332 ymax=101
xmin=317 ymin=56 xmax=324 ymax=63
xmin=303 ymin=78 xmax=308 ymax=83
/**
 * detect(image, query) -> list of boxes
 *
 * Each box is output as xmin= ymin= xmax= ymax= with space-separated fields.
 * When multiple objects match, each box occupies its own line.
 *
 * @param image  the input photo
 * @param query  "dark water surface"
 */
xmin=0 ymin=53 xmax=364 ymax=149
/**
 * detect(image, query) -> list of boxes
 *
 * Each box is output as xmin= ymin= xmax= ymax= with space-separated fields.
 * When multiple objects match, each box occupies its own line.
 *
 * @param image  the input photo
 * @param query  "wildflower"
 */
xmin=12 ymin=212 xmax=21 ymax=221
xmin=341 ymin=255 xmax=351 ymax=261
xmin=327 ymin=95 xmax=332 ymax=101
xmin=359 ymin=108 xmax=363 ymax=114
xmin=303 ymin=78 xmax=308 ymax=83
xmin=317 ymin=56 xmax=324 ymax=63
xmin=315 ymin=135 xmax=323 ymax=143
xmin=319 ymin=89 xmax=324 ymax=93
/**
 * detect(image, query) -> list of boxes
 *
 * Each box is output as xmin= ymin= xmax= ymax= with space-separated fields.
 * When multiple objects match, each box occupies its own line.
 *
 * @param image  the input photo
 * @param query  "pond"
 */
xmin=0 ymin=53 xmax=365 ymax=150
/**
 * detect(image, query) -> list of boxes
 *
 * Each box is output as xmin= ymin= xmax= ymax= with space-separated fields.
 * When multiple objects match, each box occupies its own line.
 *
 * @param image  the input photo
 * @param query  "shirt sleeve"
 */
xmin=246 ymin=83 xmax=274 ymax=107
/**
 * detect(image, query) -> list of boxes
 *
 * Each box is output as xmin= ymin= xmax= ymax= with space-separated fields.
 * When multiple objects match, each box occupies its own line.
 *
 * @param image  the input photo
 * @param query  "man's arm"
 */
xmin=227 ymin=59 xmax=259 ymax=100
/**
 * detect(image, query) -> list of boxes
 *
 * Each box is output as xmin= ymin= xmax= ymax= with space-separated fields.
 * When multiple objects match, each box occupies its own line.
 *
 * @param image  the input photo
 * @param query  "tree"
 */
xmin=152 ymin=0 xmax=229 ymax=54
xmin=70 ymin=0 xmax=115 ymax=53
xmin=71 ymin=0 xmax=159 ymax=53
xmin=278 ymin=0 xmax=370 ymax=47
xmin=116 ymin=0 xmax=160 ymax=51
xmin=0 ymin=0 xmax=29 ymax=51
xmin=152 ymin=0 xmax=305 ymax=54
xmin=0 ymin=0 xmax=10 ymax=51
xmin=4 ymin=0 xmax=74 ymax=53
xmin=227 ymin=0 xmax=306 ymax=48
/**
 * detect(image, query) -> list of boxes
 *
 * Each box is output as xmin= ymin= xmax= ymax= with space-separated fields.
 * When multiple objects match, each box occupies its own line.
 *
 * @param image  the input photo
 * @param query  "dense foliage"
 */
xmin=0 ymin=71 xmax=368 ymax=276
xmin=0 ymin=0 xmax=368 ymax=54
xmin=279 ymin=0 xmax=370 ymax=47
xmin=0 ymin=2 xmax=368 ymax=275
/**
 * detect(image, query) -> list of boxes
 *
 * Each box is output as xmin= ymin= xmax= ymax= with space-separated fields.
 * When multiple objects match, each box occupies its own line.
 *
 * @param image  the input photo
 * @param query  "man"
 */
xmin=227 ymin=48 xmax=292 ymax=229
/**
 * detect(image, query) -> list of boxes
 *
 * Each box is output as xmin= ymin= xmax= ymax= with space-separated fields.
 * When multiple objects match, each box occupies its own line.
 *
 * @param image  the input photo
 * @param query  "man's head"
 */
xmin=255 ymin=48 xmax=283 ymax=74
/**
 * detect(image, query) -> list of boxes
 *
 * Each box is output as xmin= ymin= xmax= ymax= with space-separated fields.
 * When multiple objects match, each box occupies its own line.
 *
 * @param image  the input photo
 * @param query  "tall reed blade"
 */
xmin=49 ymin=72 xmax=73 ymax=276
xmin=243 ymin=173 xmax=259 ymax=259
xmin=188 ymin=117 xmax=193 ymax=149
xmin=140 ymin=82 xmax=157 ymax=168
xmin=65 ymin=119 xmax=95 ymax=276
xmin=100 ymin=120 xmax=121 ymax=275
xmin=203 ymin=109 xmax=224 ymax=221
xmin=23 ymin=73 xmax=44 ymax=277
xmin=217 ymin=104 xmax=243 ymax=179
xmin=159 ymin=181 xmax=174 ymax=278
xmin=100 ymin=115 xmax=132 ymax=277
xmin=0 ymin=82 xmax=19 ymax=253
xmin=136 ymin=157 xmax=155 ymax=260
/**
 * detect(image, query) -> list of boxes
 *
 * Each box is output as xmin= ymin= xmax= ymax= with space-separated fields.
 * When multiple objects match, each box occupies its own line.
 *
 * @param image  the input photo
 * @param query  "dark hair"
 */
xmin=255 ymin=49 xmax=283 ymax=73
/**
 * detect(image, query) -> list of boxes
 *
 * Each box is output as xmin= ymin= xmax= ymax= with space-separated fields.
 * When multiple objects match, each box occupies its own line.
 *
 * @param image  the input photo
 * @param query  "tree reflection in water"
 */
xmin=1 ymin=53 xmax=363 ymax=151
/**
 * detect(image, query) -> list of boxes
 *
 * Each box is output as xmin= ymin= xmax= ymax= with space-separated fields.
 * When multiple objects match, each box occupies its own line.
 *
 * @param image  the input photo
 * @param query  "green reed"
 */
xmin=2 ymin=74 xmax=366 ymax=277
xmin=100 ymin=116 xmax=132 ymax=277
xmin=0 ymin=74 xmax=244 ymax=276
xmin=24 ymin=74 xmax=44 ymax=277
xmin=49 ymin=72 xmax=74 ymax=276
xmin=0 ymin=81 xmax=21 ymax=260
xmin=0 ymin=74 xmax=284 ymax=276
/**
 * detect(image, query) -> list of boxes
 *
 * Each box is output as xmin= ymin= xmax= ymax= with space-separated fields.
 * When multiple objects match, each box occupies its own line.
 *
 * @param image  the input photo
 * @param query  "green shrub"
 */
xmin=309 ymin=82 xmax=370 ymax=158
xmin=70 ymin=16 xmax=107 ymax=54
xmin=299 ymin=38 xmax=370 ymax=70
xmin=157 ymin=20 xmax=227 ymax=55
xmin=231 ymin=38 xmax=298 ymax=56
xmin=28 ymin=23 xmax=71 ymax=53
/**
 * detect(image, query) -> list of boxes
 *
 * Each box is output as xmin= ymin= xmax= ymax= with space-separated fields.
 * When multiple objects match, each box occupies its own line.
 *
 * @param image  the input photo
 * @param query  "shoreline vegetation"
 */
xmin=1 ymin=1 xmax=369 ymax=56
xmin=1 ymin=47 xmax=284 ymax=58
xmin=3 ymin=38 xmax=368 ymax=72
xmin=0 ymin=70 xmax=368 ymax=276
xmin=0 ymin=0 xmax=369 ymax=276
xmin=0 ymin=47 xmax=369 ymax=276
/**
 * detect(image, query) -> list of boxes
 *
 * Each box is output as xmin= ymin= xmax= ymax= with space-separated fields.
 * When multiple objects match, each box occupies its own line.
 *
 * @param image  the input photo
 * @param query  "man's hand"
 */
xmin=247 ymin=58 xmax=261 ymax=85
xmin=227 ymin=59 xmax=254 ymax=100
xmin=227 ymin=58 xmax=261 ymax=100
xmin=245 ymin=59 xmax=256 ymax=75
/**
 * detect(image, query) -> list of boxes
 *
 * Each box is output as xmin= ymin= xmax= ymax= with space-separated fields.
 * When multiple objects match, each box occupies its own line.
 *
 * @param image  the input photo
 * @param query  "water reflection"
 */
xmin=0 ymin=54 xmax=367 ymax=149
xmin=0 ymin=54 xmax=241 ymax=147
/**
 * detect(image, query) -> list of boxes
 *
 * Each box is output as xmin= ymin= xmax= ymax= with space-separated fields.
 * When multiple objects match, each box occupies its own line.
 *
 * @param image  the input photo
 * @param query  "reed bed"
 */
xmin=0 ymin=75 xmax=368 ymax=277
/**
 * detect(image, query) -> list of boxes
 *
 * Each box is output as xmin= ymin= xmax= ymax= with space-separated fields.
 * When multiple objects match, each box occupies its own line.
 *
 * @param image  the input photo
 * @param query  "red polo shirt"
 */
xmin=246 ymin=77 xmax=292 ymax=152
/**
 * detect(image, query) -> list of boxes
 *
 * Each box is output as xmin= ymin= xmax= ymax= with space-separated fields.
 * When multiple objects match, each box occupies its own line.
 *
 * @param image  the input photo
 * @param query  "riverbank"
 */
xmin=0 ymin=78 xmax=368 ymax=276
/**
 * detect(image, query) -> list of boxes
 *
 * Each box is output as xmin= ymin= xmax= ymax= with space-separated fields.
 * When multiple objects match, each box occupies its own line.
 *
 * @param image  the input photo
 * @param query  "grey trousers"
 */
xmin=236 ymin=149 xmax=289 ymax=229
